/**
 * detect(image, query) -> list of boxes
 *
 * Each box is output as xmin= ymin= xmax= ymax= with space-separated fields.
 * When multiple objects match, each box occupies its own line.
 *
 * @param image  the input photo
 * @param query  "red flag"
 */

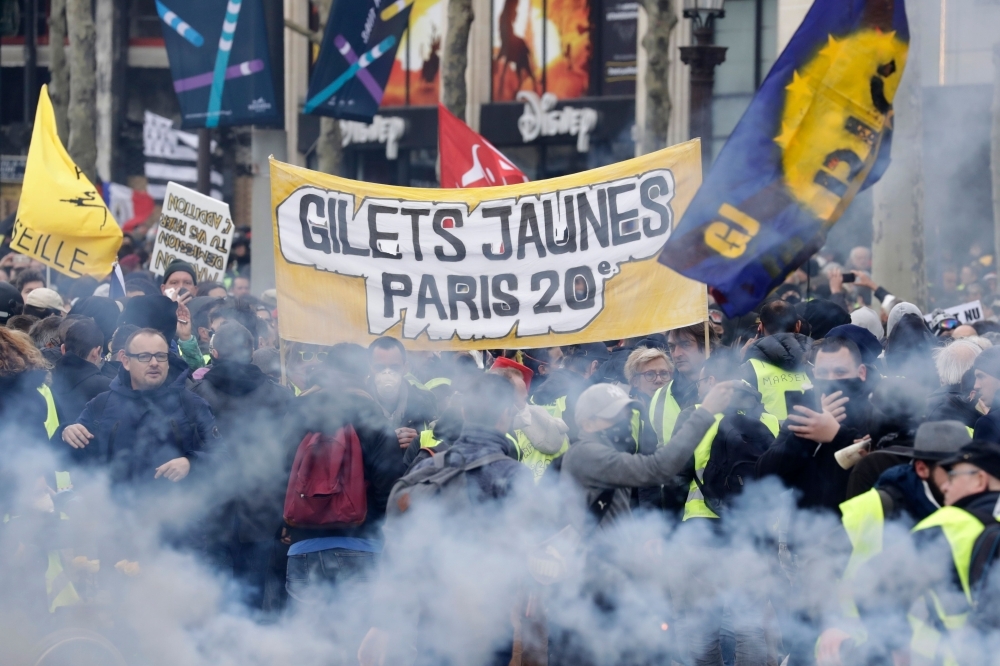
xmin=438 ymin=104 xmax=528 ymax=189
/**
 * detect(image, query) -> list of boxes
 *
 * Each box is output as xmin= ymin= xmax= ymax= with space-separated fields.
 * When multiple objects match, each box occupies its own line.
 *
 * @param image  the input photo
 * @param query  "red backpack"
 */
xmin=283 ymin=427 xmax=368 ymax=528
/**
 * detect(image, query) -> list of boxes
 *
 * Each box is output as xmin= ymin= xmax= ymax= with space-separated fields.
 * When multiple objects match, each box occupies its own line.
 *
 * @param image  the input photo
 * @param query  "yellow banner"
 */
xmin=10 ymin=86 xmax=121 ymax=278
xmin=270 ymin=140 xmax=707 ymax=350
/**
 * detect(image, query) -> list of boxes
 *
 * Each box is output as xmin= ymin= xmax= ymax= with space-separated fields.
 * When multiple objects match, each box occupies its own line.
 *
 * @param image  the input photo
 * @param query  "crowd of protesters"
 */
xmin=4 ymin=239 xmax=1000 ymax=666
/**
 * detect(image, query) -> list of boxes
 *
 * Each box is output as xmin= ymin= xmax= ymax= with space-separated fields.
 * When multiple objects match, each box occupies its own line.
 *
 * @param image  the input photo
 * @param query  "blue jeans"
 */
xmin=285 ymin=548 xmax=378 ymax=610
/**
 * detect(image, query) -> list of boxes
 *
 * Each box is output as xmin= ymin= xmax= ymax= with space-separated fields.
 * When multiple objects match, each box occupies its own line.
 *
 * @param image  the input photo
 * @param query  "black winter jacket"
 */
xmin=284 ymin=387 xmax=407 ymax=544
xmin=51 ymin=354 xmax=111 ymax=427
xmin=974 ymin=394 xmax=1000 ymax=444
xmin=190 ymin=361 xmax=292 ymax=542
xmin=756 ymin=391 xmax=872 ymax=514
xmin=927 ymin=384 xmax=980 ymax=428
xmin=0 ymin=369 xmax=49 ymax=445
xmin=73 ymin=365 xmax=221 ymax=488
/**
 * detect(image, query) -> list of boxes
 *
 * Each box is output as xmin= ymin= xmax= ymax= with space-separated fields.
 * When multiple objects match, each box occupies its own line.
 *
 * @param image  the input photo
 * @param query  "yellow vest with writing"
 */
xmin=747 ymin=358 xmax=809 ymax=421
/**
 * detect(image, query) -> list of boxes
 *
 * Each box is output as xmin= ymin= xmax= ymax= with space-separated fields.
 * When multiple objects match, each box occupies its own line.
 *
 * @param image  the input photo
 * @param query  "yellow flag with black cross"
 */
xmin=10 ymin=85 xmax=122 ymax=278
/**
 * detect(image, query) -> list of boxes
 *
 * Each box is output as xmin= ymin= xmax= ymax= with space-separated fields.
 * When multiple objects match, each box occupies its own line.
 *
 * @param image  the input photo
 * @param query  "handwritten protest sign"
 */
xmin=150 ymin=182 xmax=234 ymax=282
xmin=270 ymin=140 xmax=707 ymax=350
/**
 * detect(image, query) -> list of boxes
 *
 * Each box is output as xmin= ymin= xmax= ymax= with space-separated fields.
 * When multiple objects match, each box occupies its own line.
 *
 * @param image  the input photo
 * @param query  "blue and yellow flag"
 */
xmin=658 ymin=0 xmax=908 ymax=316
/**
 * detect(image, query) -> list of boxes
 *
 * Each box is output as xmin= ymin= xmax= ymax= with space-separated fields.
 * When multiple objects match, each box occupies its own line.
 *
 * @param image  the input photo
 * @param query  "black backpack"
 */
xmin=695 ymin=413 xmax=775 ymax=514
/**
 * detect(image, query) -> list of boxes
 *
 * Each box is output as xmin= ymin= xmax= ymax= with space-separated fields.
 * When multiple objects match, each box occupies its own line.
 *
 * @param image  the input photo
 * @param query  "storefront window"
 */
xmin=491 ymin=0 xmax=594 ymax=102
xmin=382 ymin=0 xmax=445 ymax=107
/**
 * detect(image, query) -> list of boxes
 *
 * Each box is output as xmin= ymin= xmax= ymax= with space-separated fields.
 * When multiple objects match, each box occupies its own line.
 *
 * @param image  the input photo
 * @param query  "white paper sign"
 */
xmin=925 ymin=300 xmax=984 ymax=326
xmin=150 ymin=182 xmax=234 ymax=283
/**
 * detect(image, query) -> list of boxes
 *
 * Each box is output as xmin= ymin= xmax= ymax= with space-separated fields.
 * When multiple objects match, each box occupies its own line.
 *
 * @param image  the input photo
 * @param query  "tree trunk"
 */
xmin=871 ymin=22 xmax=926 ymax=309
xmin=638 ymin=0 xmax=677 ymax=155
xmin=443 ymin=0 xmax=474 ymax=120
xmin=312 ymin=0 xmax=341 ymax=175
xmin=66 ymin=0 xmax=97 ymax=183
xmin=992 ymin=43 xmax=1000 ymax=277
xmin=47 ymin=0 xmax=69 ymax=144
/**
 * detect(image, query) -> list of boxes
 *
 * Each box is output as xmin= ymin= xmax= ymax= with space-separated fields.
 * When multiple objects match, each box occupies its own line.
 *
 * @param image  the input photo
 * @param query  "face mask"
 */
xmin=812 ymin=377 xmax=867 ymax=401
xmin=374 ymin=369 xmax=403 ymax=403
xmin=604 ymin=418 xmax=636 ymax=453
xmin=813 ymin=378 xmax=869 ymax=425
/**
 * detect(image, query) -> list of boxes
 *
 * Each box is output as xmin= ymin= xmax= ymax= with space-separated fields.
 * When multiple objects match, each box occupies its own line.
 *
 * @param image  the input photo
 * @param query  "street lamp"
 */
xmin=680 ymin=0 xmax=727 ymax=167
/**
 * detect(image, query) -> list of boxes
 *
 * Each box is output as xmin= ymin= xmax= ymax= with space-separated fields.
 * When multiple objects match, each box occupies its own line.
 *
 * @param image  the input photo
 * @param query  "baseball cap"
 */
xmin=574 ymin=383 xmax=638 ymax=427
xmin=24 ymin=287 xmax=64 ymax=312
xmin=940 ymin=440 xmax=1000 ymax=480
xmin=881 ymin=420 xmax=972 ymax=461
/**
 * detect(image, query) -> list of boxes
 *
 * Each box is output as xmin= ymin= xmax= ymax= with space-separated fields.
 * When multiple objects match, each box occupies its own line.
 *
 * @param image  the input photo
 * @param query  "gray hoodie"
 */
xmin=559 ymin=407 xmax=718 ymax=529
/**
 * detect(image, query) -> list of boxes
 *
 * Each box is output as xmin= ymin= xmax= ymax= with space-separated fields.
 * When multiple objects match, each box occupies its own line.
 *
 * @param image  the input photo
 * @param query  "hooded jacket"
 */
xmin=560 ymin=407 xmax=718 ymax=530
xmin=51 ymin=353 xmax=111 ymax=426
xmin=73 ymin=365 xmax=220 ymax=487
xmin=743 ymin=333 xmax=813 ymax=372
xmin=410 ymin=425 xmax=529 ymax=503
xmin=190 ymin=361 xmax=292 ymax=542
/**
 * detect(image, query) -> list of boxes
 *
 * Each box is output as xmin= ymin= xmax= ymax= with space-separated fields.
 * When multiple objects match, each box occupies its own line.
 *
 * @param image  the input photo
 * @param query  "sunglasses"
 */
xmin=298 ymin=351 xmax=328 ymax=362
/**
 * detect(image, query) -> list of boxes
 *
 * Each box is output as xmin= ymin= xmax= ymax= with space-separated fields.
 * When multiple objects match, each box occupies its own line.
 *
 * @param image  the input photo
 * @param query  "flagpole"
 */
xmin=46 ymin=264 xmax=51 ymax=291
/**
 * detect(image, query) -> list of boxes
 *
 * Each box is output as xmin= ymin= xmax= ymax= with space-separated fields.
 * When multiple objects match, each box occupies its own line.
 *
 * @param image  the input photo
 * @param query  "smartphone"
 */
xmin=841 ymin=273 xmax=856 ymax=283
xmin=178 ymin=287 xmax=190 ymax=299
xmin=785 ymin=390 xmax=819 ymax=414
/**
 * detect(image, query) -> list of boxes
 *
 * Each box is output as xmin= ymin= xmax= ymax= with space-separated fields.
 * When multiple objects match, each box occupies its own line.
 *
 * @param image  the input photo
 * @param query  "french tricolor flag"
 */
xmin=102 ymin=182 xmax=155 ymax=233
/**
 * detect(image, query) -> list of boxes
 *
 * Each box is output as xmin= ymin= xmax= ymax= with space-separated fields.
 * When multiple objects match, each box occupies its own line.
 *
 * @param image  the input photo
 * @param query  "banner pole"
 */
xmin=46 ymin=264 xmax=51 ymax=290
xmin=704 ymin=320 xmax=711 ymax=359
xmin=279 ymin=338 xmax=287 ymax=387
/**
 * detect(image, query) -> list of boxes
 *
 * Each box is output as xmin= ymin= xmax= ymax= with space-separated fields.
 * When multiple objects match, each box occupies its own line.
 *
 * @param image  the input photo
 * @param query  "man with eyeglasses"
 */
xmin=650 ymin=323 xmax=717 ymax=448
xmin=906 ymin=440 xmax=1000 ymax=664
xmin=61 ymin=328 xmax=220 ymax=488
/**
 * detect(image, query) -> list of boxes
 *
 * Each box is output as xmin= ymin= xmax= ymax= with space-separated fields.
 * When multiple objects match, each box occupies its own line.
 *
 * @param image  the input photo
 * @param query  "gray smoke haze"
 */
xmin=0 ymin=407 xmax=985 ymax=666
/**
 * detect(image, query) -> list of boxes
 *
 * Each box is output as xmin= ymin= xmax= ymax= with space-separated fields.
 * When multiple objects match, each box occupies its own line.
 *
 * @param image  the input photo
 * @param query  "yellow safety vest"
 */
xmin=650 ymin=382 xmax=682 ymax=447
xmin=747 ymin=358 xmax=809 ymax=421
xmin=828 ymin=487 xmax=886 ymax=648
xmin=424 ymin=377 xmax=452 ymax=391
xmin=419 ymin=429 xmax=442 ymax=449
xmin=509 ymin=430 xmax=569 ymax=483
xmin=38 ymin=384 xmax=58 ymax=438
xmin=683 ymin=410 xmax=779 ymax=521
xmin=908 ymin=506 xmax=996 ymax=665
xmin=531 ymin=395 xmax=568 ymax=420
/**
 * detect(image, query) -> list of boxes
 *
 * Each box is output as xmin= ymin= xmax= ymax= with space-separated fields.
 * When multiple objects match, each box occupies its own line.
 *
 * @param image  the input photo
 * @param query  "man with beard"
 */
xmin=756 ymin=336 xmax=873 ymax=513
xmin=650 ymin=323 xmax=718 ymax=447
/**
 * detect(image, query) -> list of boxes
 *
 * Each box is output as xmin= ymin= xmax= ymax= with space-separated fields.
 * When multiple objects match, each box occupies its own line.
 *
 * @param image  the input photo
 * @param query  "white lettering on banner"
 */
xmin=150 ymin=182 xmax=235 ymax=283
xmin=275 ymin=169 xmax=676 ymax=341
xmin=340 ymin=115 xmax=407 ymax=160
xmin=516 ymin=91 xmax=598 ymax=153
